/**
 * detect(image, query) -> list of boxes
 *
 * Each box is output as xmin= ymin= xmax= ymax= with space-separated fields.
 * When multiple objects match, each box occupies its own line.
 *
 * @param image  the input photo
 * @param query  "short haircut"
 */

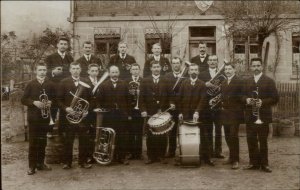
xmin=198 ymin=41 xmax=207 ymax=46
xmin=108 ymin=65 xmax=119 ymax=72
xmin=208 ymin=55 xmax=218 ymax=60
xmin=130 ymin=63 xmax=140 ymax=69
xmin=152 ymin=43 xmax=161 ymax=48
xmin=83 ymin=40 xmax=93 ymax=47
xmin=150 ymin=60 xmax=161 ymax=67
xmin=250 ymin=57 xmax=263 ymax=65
xmin=88 ymin=63 xmax=99 ymax=70
xmin=57 ymin=36 xmax=69 ymax=44
xmin=35 ymin=62 xmax=47 ymax=70
xmin=118 ymin=41 xmax=127 ymax=47
xmin=189 ymin=63 xmax=199 ymax=68
xmin=171 ymin=56 xmax=182 ymax=64
xmin=224 ymin=62 xmax=236 ymax=69
xmin=70 ymin=62 xmax=81 ymax=68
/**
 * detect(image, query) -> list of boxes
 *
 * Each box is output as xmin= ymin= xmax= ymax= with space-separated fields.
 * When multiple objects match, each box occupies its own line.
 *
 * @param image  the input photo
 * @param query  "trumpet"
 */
xmin=129 ymin=80 xmax=140 ymax=110
xmin=39 ymin=89 xmax=54 ymax=125
xmin=66 ymin=81 xmax=91 ymax=124
xmin=252 ymin=87 xmax=263 ymax=125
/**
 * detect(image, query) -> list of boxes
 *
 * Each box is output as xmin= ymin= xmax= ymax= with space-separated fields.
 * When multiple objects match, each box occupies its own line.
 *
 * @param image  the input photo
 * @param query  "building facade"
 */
xmin=69 ymin=0 xmax=300 ymax=82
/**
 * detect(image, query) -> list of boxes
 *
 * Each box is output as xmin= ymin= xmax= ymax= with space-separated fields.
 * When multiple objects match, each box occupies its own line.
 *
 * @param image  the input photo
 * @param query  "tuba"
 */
xmin=129 ymin=80 xmax=140 ymax=110
xmin=66 ymin=81 xmax=90 ymax=124
xmin=93 ymin=108 xmax=116 ymax=165
xmin=252 ymin=87 xmax=263 ymax=125
xmin=40 ymin=89 xmax=54 ymax=125
xmin=207 ymin=61 xmax=227 ymax=96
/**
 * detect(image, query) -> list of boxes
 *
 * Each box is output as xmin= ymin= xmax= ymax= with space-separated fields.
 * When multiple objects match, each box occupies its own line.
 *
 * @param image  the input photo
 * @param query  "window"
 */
xmin=292 ymin=34 xmax=300 ymax=76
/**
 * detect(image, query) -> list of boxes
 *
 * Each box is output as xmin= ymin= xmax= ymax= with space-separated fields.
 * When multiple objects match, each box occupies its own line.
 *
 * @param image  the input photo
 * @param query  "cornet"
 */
xmin=129 ymin=81 xmax=140 ymax=110
xmin=39 ymin=89 xmax=54 ymax=125
xmin=252 ymin=87 xmax=263 ymax=125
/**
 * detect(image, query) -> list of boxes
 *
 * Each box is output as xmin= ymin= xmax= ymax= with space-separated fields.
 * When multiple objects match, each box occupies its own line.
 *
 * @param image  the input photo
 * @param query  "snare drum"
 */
xmin=178 ymin=121 xmax=200 ymax=166
xmin=148 ymin=112 xmax=174 ymax=135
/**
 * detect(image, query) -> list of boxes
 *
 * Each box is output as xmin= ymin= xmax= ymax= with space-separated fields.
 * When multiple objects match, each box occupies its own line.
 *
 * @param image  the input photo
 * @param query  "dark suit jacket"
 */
xmin=97 ymin=79 xmax=129 ymax=117
xmin=178 ymin=78 xmax=207 ymax=120
xmin=125 ymin=76 xmax=143 ymax=112
xmin=220 ymin=75 xmax=244 ymax=125
xmin=242 ymin=74 xmax=279 ymax=124
xmin=57 ymin=77 xmax=91 ymax=125
xmin=139 ymin=76 xmax=171 ymax=115
xmin=190 ymin=54 xmax=210 ymax=73
xmin=21 ymin=78 xmax=56 ymax=123
xmin=76 ymin=55 xmax=103 ymax=78
xmin=45 ymin=52 xmax=74 ymax=81
xmin=143 ymin=56 xmax=171 ymax=78
xmin=108 ymin=54 xmax=137 ymax=79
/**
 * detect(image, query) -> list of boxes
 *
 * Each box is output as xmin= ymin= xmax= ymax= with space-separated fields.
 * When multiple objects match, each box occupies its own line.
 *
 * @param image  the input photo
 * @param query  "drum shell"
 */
xmin=178 ymin=122 xmax=200 ymax=166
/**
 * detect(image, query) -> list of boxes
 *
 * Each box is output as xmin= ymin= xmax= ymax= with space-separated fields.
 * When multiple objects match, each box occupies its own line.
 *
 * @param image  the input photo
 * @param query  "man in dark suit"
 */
xmin=190 ymin=41 xmax=209 ymax=73
xmin=126 ymin=63 xmax=143 ymax=160
xmin=21 ymin=62 xmax=55 ymax=175
xmin=143 ymin=43 xmax=171 ymax=77
xmin=45 ymin=36 xmax=74 ymax=138
xmin=98 ymin=65 xmax=131 ymax=165
xmin=57 ymin=62 xmax=92 ymax=169
xmin=108 ymin=41 xmax=137 ymax=80
xmin=140 ymin=60 xmax=175 ymax=164
xmin=220 ymin=62 xmax=244 ymax=169
xmin=76 ymin=41 xmax=103 ymax=78
xmin=178 ymin=63 xmax=213 ymax=166
xmin=164 ymin=57 xmax=184 ymax=158
xmin=199 ymin=55 xmax=225 ymax=159
xmin=243 ymin=58 xmax=279 ymax=173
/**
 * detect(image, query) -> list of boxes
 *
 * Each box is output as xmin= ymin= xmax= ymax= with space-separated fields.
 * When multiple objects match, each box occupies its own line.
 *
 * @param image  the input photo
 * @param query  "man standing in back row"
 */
xmin=190 ymin=41 xmax=209 ymax=73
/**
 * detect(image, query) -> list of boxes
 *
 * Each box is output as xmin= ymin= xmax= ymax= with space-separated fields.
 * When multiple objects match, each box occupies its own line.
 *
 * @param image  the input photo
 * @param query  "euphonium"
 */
xmin=209 ymin=93 xmax=222 ymax=109
xmin=40 ymin=89 xmax=54 ymax=125
xmin=207 ymin=61 xmax=227 ymax=96
xmin=252 ymin=87 xmax=263 ymax=125
xmin=66 ymin=81 xmax=91 ymax=124
xmin=129 ymin=80 xmax=140 ymax=110
xmin=93 ymin=108 xmax=115 ymax=165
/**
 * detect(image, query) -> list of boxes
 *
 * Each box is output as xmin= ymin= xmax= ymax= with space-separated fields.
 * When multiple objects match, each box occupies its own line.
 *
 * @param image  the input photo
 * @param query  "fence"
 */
xmin=273 ymin=82 xmax=300 ymax=119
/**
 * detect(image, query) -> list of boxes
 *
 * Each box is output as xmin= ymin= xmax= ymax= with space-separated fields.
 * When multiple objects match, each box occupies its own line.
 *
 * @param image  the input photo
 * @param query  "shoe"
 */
xmin=214 ymin=153 xmax=225 ymax=159
xmin=223 ymin=159 xmax=232 ymax=165
xmin=261 ymin=166 xmax=272 ymax=173
xmin=205 ymin=160 xmax=215 ymax=166
xmin=36 ymin=164 xmax=52 ymax=171
xmin=159 ymin=157 xmax=168 ymax=164
xmin=27 ymin=168 xmax=36 ymax=175
xmin=231 ymin=162 xmax=239 ymax=169
xmin=144 ymin=158 xmax=154 ymax=164
xmin=79 ymin=163 xmax=92 ymax=169
xmin=62 ymin=164 xmax=71 ymax=169
xmin=243 ymin=164 xmax=260 ymax=170
xmin=120 ymin=158 xmax=130 ymax=165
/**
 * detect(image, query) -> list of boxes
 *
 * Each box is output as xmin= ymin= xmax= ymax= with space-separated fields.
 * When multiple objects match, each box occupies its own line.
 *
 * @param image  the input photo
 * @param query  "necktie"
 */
xmin=87 ymin=55 xmax=90 ymax=62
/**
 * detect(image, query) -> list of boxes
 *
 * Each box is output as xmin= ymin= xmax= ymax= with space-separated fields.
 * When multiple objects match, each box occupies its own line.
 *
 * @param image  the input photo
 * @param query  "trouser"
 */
xmin=224 ymin=123 xmax=240 ymax=162
xmin=246 ymin=123 xmax=269 ymax=167
xmin=129 ymin=109 xmax=143 ymax=157
xmin=207 ymin=110 xmax=222 ymax=155
xmin=62 ymin=123 xmax=89 ymax=165
xmin=87 ymin=124 xmax=96 ymax=159
xmin=200 ymin=123 xmax=212 ymax=161
xmin=103 ymin=110 xmax=129 ymax=160
xmin=146 ymin=128 xmax=167 ymax=160
xmin=28 ymin=121 xmax=48 ymax=169
xmin=168 ymin=111 xmax=178 ymax=155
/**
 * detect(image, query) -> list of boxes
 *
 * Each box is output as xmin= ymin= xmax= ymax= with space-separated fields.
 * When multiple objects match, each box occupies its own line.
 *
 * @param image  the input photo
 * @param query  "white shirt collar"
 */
xmin=72 ymin=76 xmax=80 ymax=81
xmin=200 ymin=54 xmax=207 ymax=58
xmin=173 ymin=71 xmax=181 ymax=78
xmin=119 ymin=53 xmax=126 ymax=59
xmin=152 ymin=74 xmax=160 ymax=80
xmin=84 ymin=54 xmax=91 ymax=60
xmin=58 ymin=50 xmax=66 ymax=58
xmin=111 ymin=78 xmax=118 ymax=83
xmin=190 ymin=77 xmax=198 ymax=83
xmin=227 ymin=74 xmax=235 ymax=83
xmin=36 ymin=76 xmax=45 ymax=84
xmin=132 ymin=75 xmax=139 ymax=81
xmin=89 ymin=76 xmax=97 ymax=82
xmin=254 ymin=72 xmax=263 ymax=83
xmin=209 ymin=68 xmax=217 ymax=72
xmin=153 ymin=55 xmax=160 ymax=61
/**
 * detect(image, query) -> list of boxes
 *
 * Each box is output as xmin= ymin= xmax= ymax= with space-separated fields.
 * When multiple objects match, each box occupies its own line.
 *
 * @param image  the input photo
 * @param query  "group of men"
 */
xmin=21 ymin=38 xmax=279 ymax=176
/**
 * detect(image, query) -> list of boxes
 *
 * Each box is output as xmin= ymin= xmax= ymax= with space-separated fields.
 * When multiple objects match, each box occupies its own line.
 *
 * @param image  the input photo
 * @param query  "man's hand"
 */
xmin=141 ymin=111 xmax=147 ymax=117
xmin=82 ymin=111 xmax=88 ymax=118
xmin=128 ymin=116 xmax=132 ymax=120
xmin=52 ymin=67 xmax=63 ymax=76
xmin=193 ymin=112 xmax=199 ymax=122
xmin=33 ymin=101 xmax=44 ymax=109
xmin=46 ymin=100 xmax=52 ymax=108
xmin=170 ymin=104 xmax=175 ymax=110
xmin=246 ymin=98 xmax=254 ymax=105
xmin=66 ymin=107 xmax=74 ymax=114
xmin=178 ymin=113 xmax=183 ymax=121
xmin=256 ymin=99 xmax=262 ymax=108
xmin=205 ymin=81 xmax=216 ymax=88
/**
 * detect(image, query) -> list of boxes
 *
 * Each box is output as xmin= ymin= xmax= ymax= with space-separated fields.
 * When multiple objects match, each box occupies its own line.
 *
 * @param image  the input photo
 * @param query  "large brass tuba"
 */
xmin=207 ymin=61 xmax=227 ymax=96
xmin=93 ymin=108 xmax=116 ymax=165
xmin=66 ymin=81 xmax=91 ymax=124
xmin=129 ymin=80 xmax=140 ymax=110
xmin=40 ymin=89 xmax=54 ymax=125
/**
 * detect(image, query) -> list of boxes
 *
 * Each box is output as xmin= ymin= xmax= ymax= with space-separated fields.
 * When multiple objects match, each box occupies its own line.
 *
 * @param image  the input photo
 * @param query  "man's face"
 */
xmin=35 ymin=66 xmax=47 ymax=78
xmin=224 ymin=65 xmax=235 ymax=78
xmin=88 ymin=66 xmax=99 ymax=78
xmin=109 ymin=66 xmax=120 ymax=80
xmin=130 ymin=66 xmax=140 ymax=76
xmin=151 ymin=64 xmax=161 ymax=76
xmin=69 ymin=65 xmax=81 ymax=78
xmin=208 ymin=56 xmax=218 ymax=69
xmin=188 ymin=65 xmax=199 ymax=79
xmin=118 ymin=43 xmax=127 ymax=54
xmin=152 ymin=44 xmax=162 ymax=56
xmin=171 ymin=59 xmax=181 ymax=72
xmin=57 ymin=40 xmax=68 ymax=53
xmin=198 ymin=44 xmax=207 ymax=55
xmin=251 ymin=61 xmax=263 ymax=75
xmin=83 ymin=44 xmax=92 ymax=55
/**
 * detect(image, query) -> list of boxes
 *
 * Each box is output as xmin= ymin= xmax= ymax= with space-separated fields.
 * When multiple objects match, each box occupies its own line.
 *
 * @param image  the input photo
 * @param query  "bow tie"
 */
xmin=200 ymin=56 xmax=205 ymax=58
xmin=112 ymin=81 xmax=118 ymax=84
xmin=73 ymin=79 xmax=79 ymax=82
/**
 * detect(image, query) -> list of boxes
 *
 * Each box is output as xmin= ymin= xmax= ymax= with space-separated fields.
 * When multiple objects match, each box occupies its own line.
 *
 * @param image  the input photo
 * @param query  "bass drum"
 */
xmin=178 ymin=121 xmax=200 ymax=166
